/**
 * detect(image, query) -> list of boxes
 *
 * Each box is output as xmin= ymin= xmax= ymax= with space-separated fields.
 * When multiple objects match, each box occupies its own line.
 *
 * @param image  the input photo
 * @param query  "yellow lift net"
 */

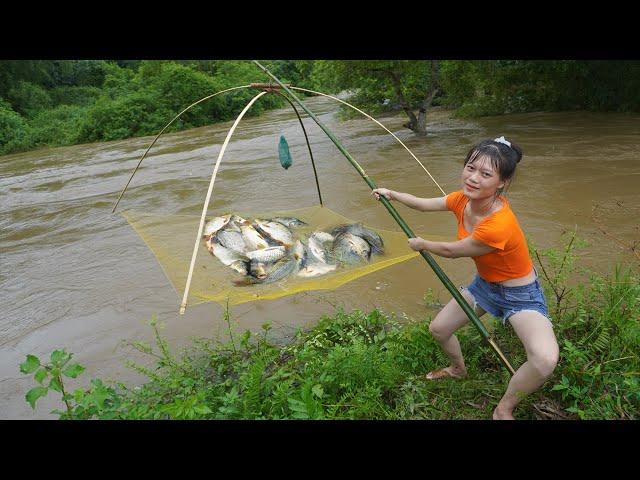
xmin=123 ymin=205 xmax=426 ymax=307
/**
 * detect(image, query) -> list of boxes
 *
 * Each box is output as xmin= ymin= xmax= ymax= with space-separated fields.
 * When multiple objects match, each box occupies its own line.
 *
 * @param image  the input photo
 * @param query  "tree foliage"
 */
xmin=1 ymin=60 xmax=640 ymax=156
xmin=439 ymin=60 xmax=640 ymax=116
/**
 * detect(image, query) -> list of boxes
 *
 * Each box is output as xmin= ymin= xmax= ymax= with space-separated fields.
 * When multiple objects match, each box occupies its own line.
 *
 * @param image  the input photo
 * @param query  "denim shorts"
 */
xmin=462 ymin=272 xmax=551 ymax=326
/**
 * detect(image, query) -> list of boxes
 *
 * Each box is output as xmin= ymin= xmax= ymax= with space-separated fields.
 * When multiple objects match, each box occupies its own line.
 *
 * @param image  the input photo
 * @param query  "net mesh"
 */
xmin=123 ymin=204 xmax=441 ymax=307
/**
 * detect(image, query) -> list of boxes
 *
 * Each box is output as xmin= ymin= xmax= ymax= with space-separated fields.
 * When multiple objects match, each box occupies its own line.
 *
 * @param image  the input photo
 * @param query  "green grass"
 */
xmin=20 ymin=236 xmax=640 ymax=420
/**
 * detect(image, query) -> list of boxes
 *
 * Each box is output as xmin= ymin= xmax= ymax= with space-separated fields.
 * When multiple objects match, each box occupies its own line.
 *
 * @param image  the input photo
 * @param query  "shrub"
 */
xmin=78 ymin=91 xmax=173 ymax=142
xmin=0 ymin=99 xmax=32 ymax=154
xmin=49 ymin=85 xmax=102 ymax=107
xmin=6 ymin=80 xmax=52 ymax=117
xmin=29 ymin=104 xmax=88 ymax=147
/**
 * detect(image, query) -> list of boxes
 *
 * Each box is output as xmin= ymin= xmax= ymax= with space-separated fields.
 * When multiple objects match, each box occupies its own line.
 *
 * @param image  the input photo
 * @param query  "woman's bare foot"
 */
xmin=426 ymin=365 xmax=467 ymax=380
xmin=492 ymin=406 xmax=515 ymax=420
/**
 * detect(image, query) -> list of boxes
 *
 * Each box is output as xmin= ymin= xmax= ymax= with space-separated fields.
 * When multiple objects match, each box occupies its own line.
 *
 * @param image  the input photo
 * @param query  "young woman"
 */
xmin=372 ymin=137 xmax=559 ymax=420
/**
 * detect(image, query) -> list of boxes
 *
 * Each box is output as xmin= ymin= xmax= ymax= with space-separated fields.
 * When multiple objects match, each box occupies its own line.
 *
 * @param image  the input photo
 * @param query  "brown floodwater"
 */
xmin=1 ymin=94 xmax=639 ymax=419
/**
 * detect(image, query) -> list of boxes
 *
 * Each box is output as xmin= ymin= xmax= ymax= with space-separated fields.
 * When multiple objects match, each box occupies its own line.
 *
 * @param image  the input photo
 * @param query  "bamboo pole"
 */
xmin=289 ymin=86 xmax=446 ymax=196
xmin=179 ymin=91 xmax=268 ymax=315
xmin=272 ymin=90 xmax=323 ymax=206
xmin=252 ymin=60 xmax=516 ymax=375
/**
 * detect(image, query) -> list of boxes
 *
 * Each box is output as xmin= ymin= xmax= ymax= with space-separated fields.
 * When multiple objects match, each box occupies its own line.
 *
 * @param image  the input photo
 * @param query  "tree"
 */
xmin=311 ymin=60 xmax=441 ymax=136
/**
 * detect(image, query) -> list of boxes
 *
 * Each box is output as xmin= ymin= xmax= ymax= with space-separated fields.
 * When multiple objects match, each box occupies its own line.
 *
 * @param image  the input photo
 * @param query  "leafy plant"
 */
xmin=19 ymin=349 xmax=85 ymax=417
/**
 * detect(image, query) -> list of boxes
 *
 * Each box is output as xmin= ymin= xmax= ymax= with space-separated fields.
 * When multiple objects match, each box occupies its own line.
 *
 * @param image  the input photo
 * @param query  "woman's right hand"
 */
xmin=372 ymin=188 xmax=393 ymax=201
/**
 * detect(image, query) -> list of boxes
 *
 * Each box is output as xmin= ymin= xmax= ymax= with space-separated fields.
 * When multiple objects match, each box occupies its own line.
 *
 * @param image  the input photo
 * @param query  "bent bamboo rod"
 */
xmin=271 ymin=90 xmax=323 ymax=206
xmin=112 ymin=85 xmax=253 ymax=214
xmin=289 ymin=86 xmax=446 ymax=197
xmin=253 ymin=61 xmax=515 ymax=376
xmin=180 ymin=91 xmax=268 ymax=315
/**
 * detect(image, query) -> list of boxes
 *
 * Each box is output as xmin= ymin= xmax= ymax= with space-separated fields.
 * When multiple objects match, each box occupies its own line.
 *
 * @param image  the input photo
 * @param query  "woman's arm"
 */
xmin=408 ymin=235 xmax=496 ymax=258
xmin=372 ymin=188 xmax=448 ymax=212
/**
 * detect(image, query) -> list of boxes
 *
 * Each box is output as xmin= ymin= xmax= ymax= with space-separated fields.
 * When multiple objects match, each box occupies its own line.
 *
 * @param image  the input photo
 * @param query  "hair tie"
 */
xmin=494 ymin=136 xmax=512 ymax=148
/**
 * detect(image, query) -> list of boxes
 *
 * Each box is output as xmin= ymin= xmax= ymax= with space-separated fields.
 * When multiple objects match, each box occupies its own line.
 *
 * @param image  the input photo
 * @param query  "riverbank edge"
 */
xmin=19 ymin=256 xmax=640 ymax=420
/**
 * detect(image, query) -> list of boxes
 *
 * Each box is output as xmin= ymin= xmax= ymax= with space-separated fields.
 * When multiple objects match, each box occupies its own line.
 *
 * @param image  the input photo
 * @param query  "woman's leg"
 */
xmin=427 ymin=290 xmax=486 ymax=378
xmin=493 ymin=311 xmax=559 ymax=420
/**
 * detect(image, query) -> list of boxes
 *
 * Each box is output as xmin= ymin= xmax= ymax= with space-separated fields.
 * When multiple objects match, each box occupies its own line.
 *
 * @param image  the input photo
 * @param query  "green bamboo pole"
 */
xmin=253 ymin=60 xmax=516 ymax=376
xmin=271 ymin=90 xmax=324 ymax=206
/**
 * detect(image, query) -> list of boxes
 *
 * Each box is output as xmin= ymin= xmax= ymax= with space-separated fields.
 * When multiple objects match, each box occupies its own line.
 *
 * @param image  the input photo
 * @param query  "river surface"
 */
xmin=2 ymin=95 xmax=639 ymax=419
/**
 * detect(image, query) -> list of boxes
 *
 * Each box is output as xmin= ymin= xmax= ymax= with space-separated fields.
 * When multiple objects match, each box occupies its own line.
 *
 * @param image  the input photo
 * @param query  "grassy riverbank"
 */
xmin=20 ymin=237 xmax=640 ymax=420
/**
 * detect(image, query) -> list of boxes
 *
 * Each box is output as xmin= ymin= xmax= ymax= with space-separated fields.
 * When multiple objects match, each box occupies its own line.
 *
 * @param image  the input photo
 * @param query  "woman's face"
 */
xmin=461 ymin=155 xmax=505 ymax=199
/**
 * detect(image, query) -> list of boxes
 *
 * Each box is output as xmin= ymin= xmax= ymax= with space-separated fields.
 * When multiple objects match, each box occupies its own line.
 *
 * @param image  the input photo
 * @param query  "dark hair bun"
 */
xmin=509 ymin=141 xmax=523 ymax=163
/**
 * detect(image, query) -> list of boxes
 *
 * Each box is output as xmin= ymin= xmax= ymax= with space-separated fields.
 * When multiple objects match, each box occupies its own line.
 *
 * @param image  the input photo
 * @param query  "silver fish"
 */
xmin=253 ymin=219 xmax=294 ymax=246
xmin=272 ymin=217 xmax=307 ymax=228
xmin=297 ymin=263 xmax=337 ymax=278
xmin=331 ymin=232 xmax=371 ymax=264
xmin=307 ymin=234 xmax=329 ymax=264
xmin=207 ymin=238 xmax=249 ymax=274
xmin=222 ymin=222 xmax=241 ymax=233
xmin=231 ymin=214 xmax=247 ymax=225
xmin=235 ymin=256 xmax=298 ymax=285
xmin=228 ymin=260 xmax=249 ymax=275
xmin=246 ymin=246 xmax=286 ymax=263
xmin=330 ymin=223 xmax=384 ymax=254
xmin=248 ymin=261 xmax=268 ymax=279
xmin=311 ymin=231 xmax=334 ymax=245
xmin=292 ymin=240 xmax=308 ymax=268
xmin=240 ymin=224 xmax=269 ymax=251
xmin=203 ymin=214 xmax=231 ymax=237
xmin=217 ymin=230 xmax=247 ymax=253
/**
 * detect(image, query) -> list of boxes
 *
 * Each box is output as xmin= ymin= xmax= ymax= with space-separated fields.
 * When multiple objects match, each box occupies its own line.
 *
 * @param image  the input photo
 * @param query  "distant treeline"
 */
xmin=1 ymin=60 xmax=639 ymax=156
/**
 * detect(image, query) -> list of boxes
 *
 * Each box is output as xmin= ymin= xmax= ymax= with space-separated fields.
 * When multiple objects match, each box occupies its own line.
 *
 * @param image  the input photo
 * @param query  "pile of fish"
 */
xmin=202 ymin=214 xmax=385 ymax=286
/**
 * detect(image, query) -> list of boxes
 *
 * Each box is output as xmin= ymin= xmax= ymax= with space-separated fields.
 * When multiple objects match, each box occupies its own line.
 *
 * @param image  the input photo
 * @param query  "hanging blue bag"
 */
xmin=278 ymin=135 xmax=293 ymax=170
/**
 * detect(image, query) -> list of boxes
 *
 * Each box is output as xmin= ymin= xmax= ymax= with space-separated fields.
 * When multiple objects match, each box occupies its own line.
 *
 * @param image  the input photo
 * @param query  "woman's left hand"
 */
xmin=408 ymin=237 xmax=425 ymax=252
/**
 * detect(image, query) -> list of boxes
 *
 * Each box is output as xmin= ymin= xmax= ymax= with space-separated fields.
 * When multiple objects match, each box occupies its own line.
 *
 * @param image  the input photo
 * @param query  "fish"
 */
xmin=222 ymin=215 xmax=248 ymax=233
xmin=246 ymin=246 xmax=286 ymax=263
xmin=331 ymin=232 xmax=371 ymax=264
xmin=206 ymin=237 xmax=249 ymax=274
xmin=231 ymin=214 xmax=247 ymax=225
xmin=254 ymin=228 xmax=284 ymax=248
xmin=271 ymin=217 xmax=307 ymax=228
xmin=307 ymin=234 xmax=329 ymax=264
xmin=253 ymin=219 xmax=294 ymax=246
xmin=330 ymin=223 xmax=384 ymax=254
xmin=297 ymin=263 xmax=338 ymax=278
xmin=240 ymin=224 xmax=270 ymax=251
xmin=234 ymin=256 xmax=298 ymax=285
xmin=248 ymin=261 xmax=268 ymax=279
xmin=216 ymin=230 xmax=247 ymax=253
xmin=311 ymin=231 xmax=334 ymax=244
xmin=292 ymin=240 xmax=308 ymax=268
xmin=203 ymin=214 xmax=231 ymax=237
xmin=222 ymin=222 xmax=241 ymax=233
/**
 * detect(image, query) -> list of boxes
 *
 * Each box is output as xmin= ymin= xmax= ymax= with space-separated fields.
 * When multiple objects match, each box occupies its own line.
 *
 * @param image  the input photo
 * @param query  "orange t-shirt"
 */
xmin=446 ymin=190 xmax=533 ymax=282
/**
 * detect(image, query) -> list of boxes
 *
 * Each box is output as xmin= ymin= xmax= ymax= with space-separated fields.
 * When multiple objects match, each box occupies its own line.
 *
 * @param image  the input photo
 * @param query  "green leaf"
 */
xmin=51 ymin=350 xmax=70 ymax=366
xmin=34 ymin=368 xmax=48 ymax=384
xmin=312 ymin=384 xmax=324 ymax=398
xmin=73 ymin=389 xmax=85 ymax=403
xmin=20 ymin=355 xmax=40 ymax=374
xmin=49 ymin=377 xmax=63 ymax=393
xmin=194 ymin=405 xmax=212 ymax=415
xmin=25 ymin=387 xmax=48 ymax=409
xmin=62 ymin=363 xmax=85 ymax=379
